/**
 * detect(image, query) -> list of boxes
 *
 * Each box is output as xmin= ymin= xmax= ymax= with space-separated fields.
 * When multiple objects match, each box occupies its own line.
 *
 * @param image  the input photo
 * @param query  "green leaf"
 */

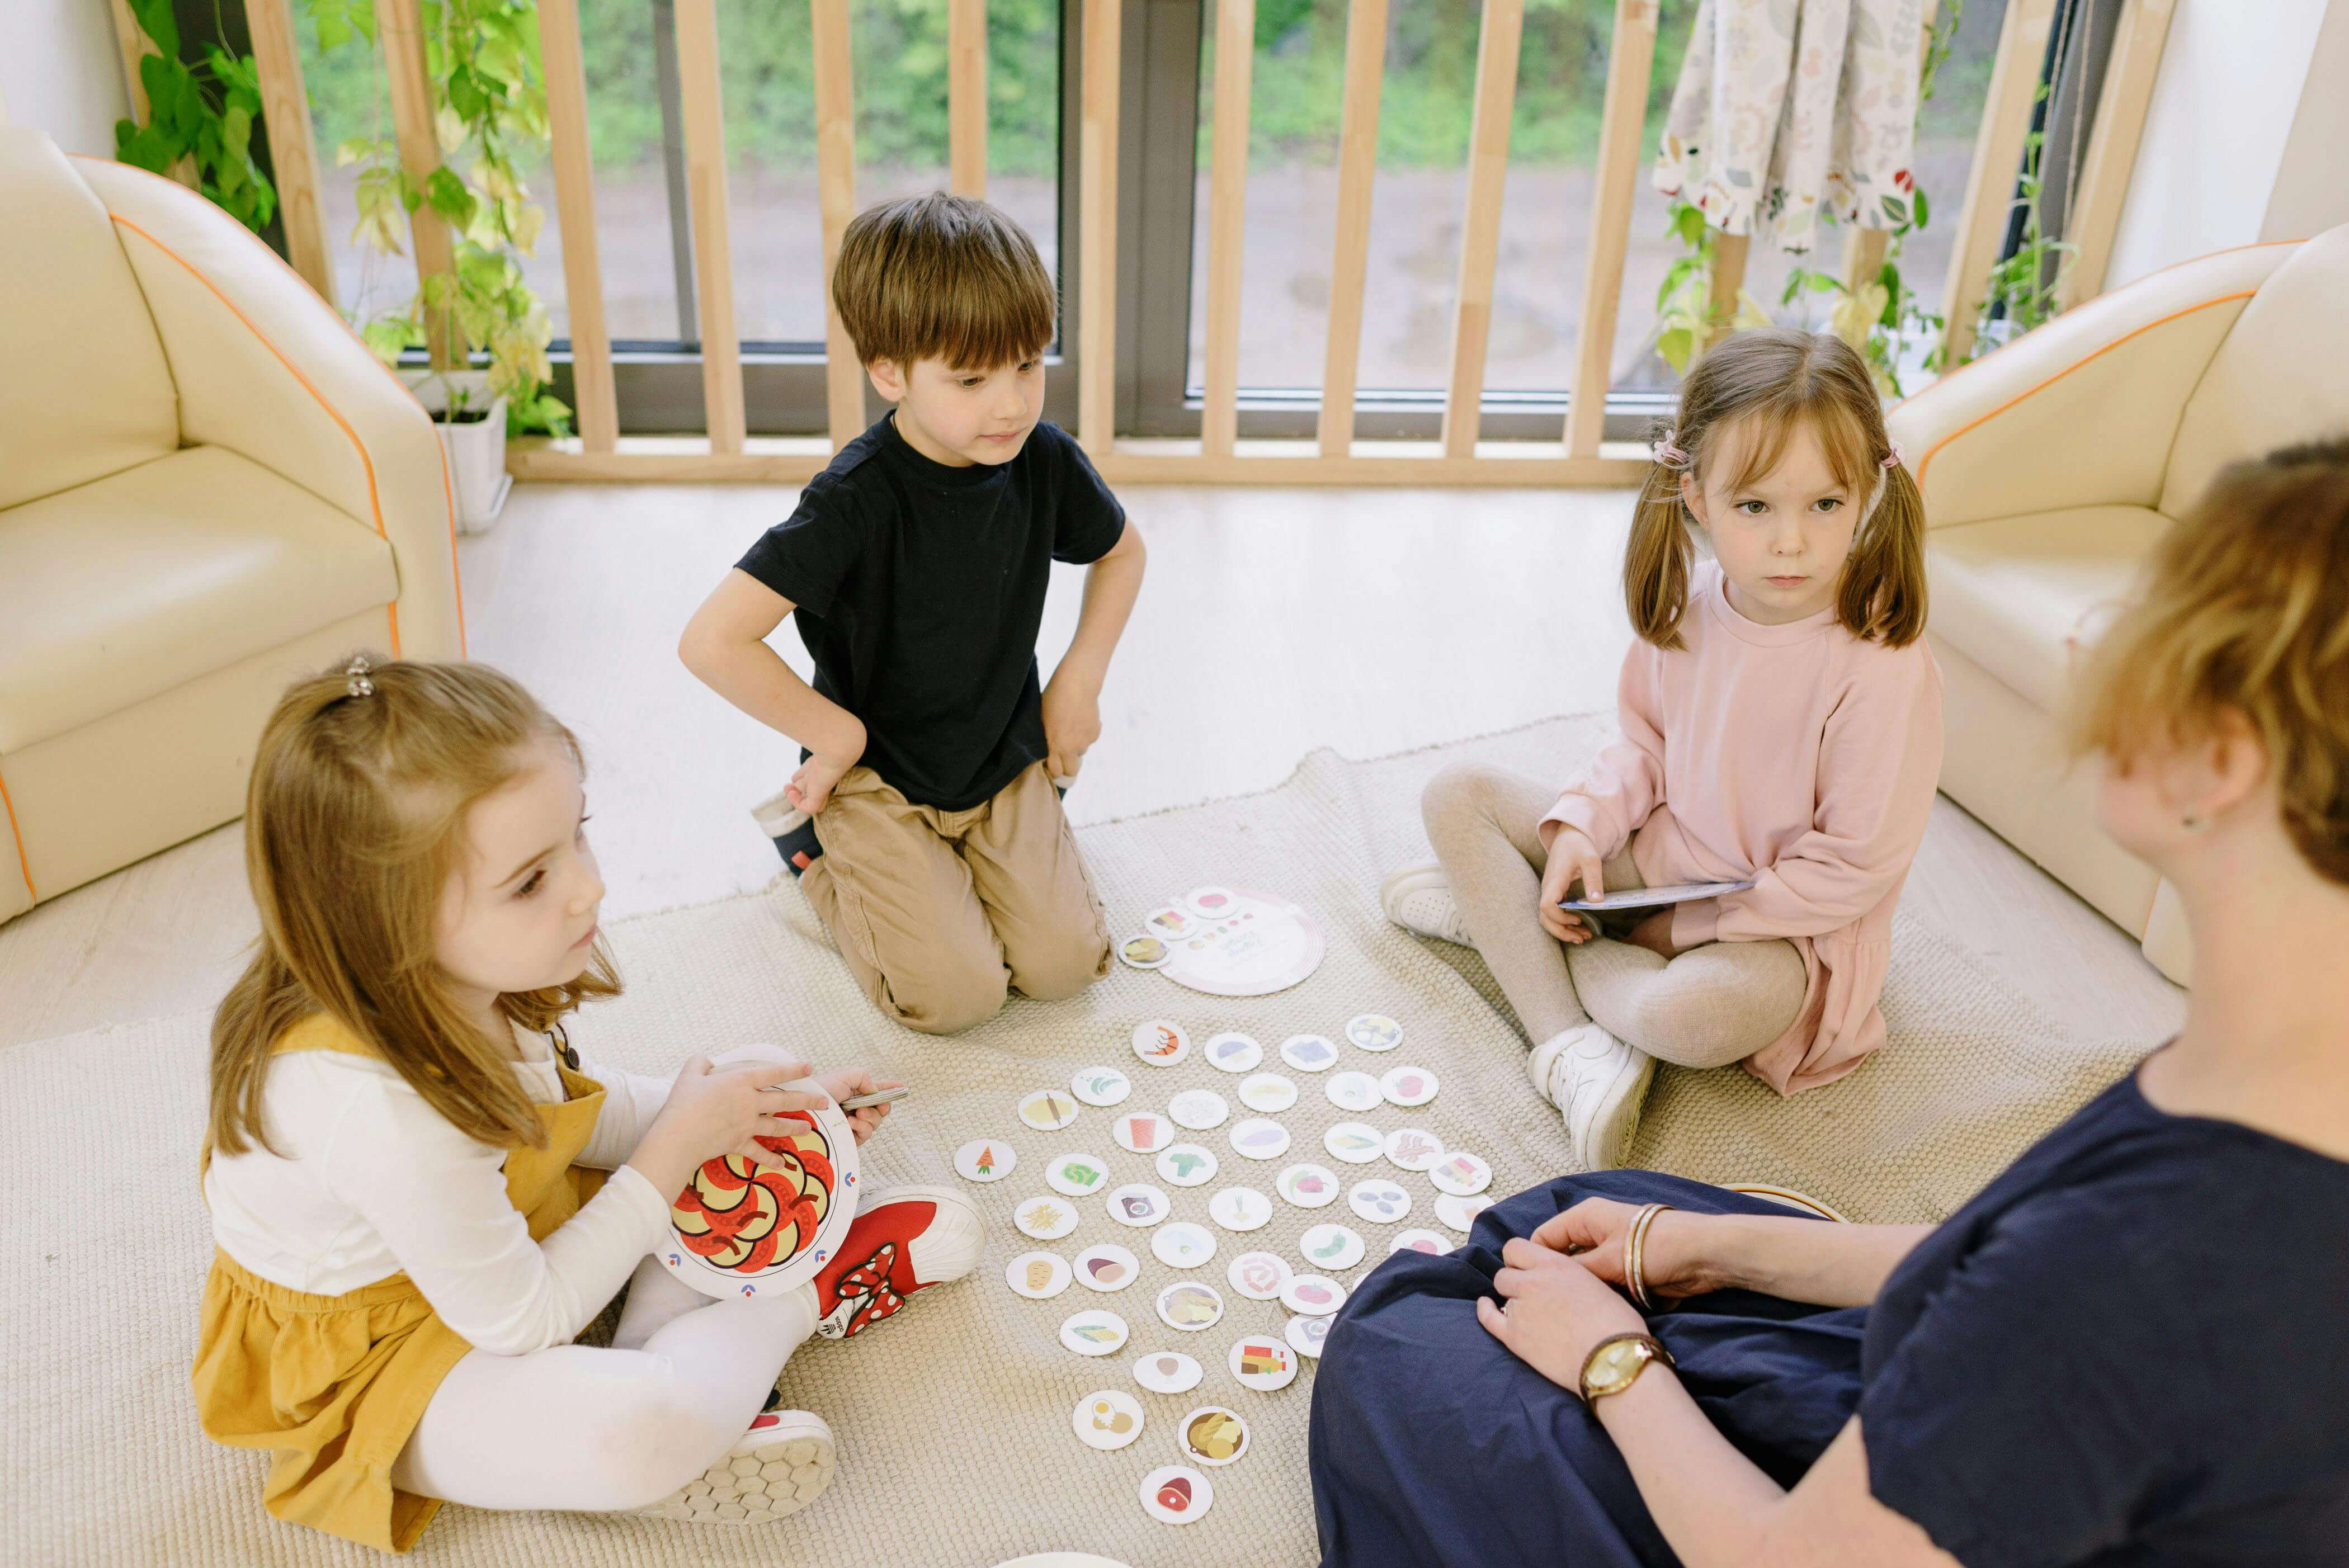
xmin=424 ymin=166 xmax=478 ymax=228
xmin=128 ymin=0 xmax=178 ymax=58
xmin=1912 ymin=187 xmax=1930 ymax=230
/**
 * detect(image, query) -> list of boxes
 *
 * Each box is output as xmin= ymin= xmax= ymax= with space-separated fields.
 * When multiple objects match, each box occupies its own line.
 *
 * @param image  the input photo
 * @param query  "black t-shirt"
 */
xmin=735 ymin=413 xmax=1126 ymax=811
xmin=1859 ymin=1065 xmax=2349 ymax=1567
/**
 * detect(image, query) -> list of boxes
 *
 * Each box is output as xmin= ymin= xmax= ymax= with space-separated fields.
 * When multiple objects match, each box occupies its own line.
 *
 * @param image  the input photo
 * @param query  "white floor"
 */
xmin=0 ymin=480 xmax=2186 ymax=1050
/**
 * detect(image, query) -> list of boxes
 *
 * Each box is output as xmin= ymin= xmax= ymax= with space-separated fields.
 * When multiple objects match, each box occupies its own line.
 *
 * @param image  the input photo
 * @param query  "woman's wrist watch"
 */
xmin=1578 ymin=1331 xmax=1675 ymax=1408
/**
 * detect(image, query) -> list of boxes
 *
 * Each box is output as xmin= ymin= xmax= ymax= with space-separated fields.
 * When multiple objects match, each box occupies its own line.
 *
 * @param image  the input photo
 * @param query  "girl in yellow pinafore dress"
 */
xmin=192 ymin=658 xmax=980 ymax=1552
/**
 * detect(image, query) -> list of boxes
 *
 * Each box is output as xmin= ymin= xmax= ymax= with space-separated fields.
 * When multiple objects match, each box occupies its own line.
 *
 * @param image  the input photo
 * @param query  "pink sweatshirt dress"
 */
xmin=1542 ymin=561 xmax=1943 ymax=1094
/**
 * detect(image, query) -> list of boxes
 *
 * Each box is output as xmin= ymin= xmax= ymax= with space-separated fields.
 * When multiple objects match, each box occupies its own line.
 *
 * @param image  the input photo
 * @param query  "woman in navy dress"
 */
xmin=1312 ymin=444 xmax=2349 ymax=1568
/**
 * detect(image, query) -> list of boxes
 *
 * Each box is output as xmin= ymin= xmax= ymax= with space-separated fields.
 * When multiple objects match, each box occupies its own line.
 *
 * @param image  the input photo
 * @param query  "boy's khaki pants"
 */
xmin=800 ymin=761 xmax=1111 ymax=1035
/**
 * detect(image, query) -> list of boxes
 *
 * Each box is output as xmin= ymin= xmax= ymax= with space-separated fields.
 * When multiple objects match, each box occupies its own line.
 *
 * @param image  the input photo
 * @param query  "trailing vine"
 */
xmin=112 ymin=0 xmax=278 ymax=234
xmin=1969 ymin=80 xmax=2073 ymax=354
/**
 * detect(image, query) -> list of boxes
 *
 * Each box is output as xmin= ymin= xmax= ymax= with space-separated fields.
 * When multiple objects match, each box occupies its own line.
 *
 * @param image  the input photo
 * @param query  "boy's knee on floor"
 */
xmin=877 ymin=944 xmax=1009 ymax=1035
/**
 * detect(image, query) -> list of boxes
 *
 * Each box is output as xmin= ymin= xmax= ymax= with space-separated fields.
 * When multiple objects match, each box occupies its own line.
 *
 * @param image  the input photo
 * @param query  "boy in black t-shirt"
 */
xmin=681 ymin=193 xmax=1146 ymax=1035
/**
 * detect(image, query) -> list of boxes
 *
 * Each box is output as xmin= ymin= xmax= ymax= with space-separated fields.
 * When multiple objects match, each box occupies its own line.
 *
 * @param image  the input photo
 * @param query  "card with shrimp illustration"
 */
xmin=657 ymin=1063 xmax=860 ymax=1300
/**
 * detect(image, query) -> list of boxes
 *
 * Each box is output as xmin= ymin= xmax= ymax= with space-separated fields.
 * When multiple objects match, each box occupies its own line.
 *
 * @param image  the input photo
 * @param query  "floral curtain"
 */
xmin=1653 ymin=0 xmax=1927 ymax=253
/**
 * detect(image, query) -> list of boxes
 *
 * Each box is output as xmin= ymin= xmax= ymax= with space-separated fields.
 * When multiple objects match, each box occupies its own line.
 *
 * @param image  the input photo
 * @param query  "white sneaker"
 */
xmin=1530 ymin=1023 xmax=1655 ymax=1171
xmin=638 ymin=1406 xmax=836 ymax=1524
xmin=1380 ymin=862 xmax=1474 ymax=946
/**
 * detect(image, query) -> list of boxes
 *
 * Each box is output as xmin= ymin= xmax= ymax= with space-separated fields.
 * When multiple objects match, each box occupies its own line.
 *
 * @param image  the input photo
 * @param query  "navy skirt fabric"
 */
xmin=1310 ymin=1172 xmax=1868 ymax=1568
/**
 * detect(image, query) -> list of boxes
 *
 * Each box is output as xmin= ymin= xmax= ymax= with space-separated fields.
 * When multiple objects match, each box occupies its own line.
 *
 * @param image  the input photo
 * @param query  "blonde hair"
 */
xmin=2071 ymin=439 xmax=2349 ymax=886
xmin=1625 ymin=328 xmax=1927 ymax=650
xmin=208 ymin=659 xmax=620 ymax=1159
xmin=832 ymin=192 xmax=1055 ymax=370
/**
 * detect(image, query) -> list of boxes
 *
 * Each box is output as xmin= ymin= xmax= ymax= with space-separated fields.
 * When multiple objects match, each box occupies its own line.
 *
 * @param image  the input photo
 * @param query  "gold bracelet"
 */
xmin=1626 ymin=1203 xmax=1673 ymax=1311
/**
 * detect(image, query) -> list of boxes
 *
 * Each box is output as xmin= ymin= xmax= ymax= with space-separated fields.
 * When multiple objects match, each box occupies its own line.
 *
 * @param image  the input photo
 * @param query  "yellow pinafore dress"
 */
xmin=191 ymin=1014 xmax=610 ymax=1553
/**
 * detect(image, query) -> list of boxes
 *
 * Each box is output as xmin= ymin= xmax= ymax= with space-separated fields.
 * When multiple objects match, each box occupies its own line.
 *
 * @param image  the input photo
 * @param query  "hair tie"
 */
xmin=1881 ymin=442 xmax=1903 ymax=471
xmin=1653 ymin=431 xmax=1692 ymax=471
xmin=344 ymin=654 xmax=376 ymax=699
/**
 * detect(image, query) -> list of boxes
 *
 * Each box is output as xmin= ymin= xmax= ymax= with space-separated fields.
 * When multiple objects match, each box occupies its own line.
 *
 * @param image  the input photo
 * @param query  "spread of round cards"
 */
xmin=659 ymin=1064 xmax=858 ymax=1300
xmin=1136 ymin=887 xmax=1327 ymax=998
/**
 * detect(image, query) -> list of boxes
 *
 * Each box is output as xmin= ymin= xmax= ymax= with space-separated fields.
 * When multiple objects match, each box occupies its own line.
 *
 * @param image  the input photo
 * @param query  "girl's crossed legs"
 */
xmin=390 ymin=1257 xmax=818 ymax=1513
xmin=1420 ymin=761 xmax=1807 ymax=1069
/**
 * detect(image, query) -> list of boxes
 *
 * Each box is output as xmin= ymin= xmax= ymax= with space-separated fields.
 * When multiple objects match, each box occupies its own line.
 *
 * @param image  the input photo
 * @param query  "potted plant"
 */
xmin=399 ymin=366 xmax=511 ymax=532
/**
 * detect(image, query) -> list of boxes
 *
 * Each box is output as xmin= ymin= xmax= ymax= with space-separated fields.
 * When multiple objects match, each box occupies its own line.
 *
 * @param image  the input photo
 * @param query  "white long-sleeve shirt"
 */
xmin=205 ymin=1023 xmax=678 ymax=1356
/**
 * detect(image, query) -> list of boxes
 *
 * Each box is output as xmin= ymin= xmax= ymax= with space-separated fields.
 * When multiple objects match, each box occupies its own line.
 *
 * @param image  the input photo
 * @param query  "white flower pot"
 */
xmin=400 ymin=369 xmax=512 ymax=533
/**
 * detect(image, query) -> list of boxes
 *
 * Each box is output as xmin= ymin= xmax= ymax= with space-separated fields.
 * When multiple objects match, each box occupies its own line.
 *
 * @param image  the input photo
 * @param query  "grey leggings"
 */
xmin=1419 ymin=762 xmax=1808 ymax=1068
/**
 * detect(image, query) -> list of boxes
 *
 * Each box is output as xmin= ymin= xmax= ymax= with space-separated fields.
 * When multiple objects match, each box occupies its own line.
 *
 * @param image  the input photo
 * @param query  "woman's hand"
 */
xmin=627 ymin=1054 xmax=824 ymax=1198
xmin=1477 ymin=1235 xmax=1652 ymax=1390
xmin=815 ymin=1065 xmax=899 ymax=1145
xmin=1537 ymin=825 xmax=1606 ymax=944
xmin=1532 ymin=1198 xmax=1718 ymax=1300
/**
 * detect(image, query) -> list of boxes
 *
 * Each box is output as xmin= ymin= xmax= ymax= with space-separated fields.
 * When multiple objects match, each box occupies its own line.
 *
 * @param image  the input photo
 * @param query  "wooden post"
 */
xmin=1200 ymin=0 xmax=1256 ymax=458
xmin=673 ymin=0 xmax=747 ymax=452
xmin=538 ymin=0 xmax=619 ymax=451
xmin=1564 ymin=0 xmax=1658 ymax=457
xmin=245 ymin=0 xmax=337 ymax=310
xmin=811 ymin=0 xmax=864 ymax=448
xmin=1439 ymin=0 xmax=1525 ymax=459
xmin=1076 ymin=0 xmax=1122 ymax=454
xmin=1317 ymin=0 xmax=1388 ymax=459
xmin=1702 ymin=232 xmax=1750 ymax=350
xmin=1940 ymin=0 xmax=2058 ymax=367
xmin=378 ymin=0 xmax=463 ymax=367
xmin=2055 ymin=0 xmax=2175 ymax=311
xmin=107 ymin=0 xmax=199 ymax=189
xmin=949 ymin=0 xmax=988 ymax=198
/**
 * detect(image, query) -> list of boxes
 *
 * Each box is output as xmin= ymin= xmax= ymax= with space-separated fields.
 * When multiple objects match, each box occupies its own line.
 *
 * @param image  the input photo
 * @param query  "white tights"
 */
xmin=389 ymin=1256 xmax=819 ymax=1513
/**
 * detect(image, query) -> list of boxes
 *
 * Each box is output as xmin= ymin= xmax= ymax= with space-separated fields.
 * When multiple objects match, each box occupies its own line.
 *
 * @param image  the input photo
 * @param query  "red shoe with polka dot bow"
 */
xmin=810 ymin=1187 xmax=983 ymax=1340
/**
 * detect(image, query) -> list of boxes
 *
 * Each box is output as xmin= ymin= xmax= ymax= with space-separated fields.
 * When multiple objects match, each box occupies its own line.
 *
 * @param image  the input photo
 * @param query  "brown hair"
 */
xmin=831 ymin=192 xmax=1055 ymax=370
xmin=2070 ymin=439 xmax=2349 ymax=886
xmin=207 ymin=659 xmax=620 ymax=1159
xmin=1624 ymin=328 xmax=1927 ymax=650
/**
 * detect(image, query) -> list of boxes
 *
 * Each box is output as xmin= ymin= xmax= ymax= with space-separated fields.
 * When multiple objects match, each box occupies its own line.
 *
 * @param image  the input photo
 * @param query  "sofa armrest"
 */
xmin=70 ymin=157 xmax=465 ymax=661
xmin=1888 ymin=242 xmax=2298 ymax=531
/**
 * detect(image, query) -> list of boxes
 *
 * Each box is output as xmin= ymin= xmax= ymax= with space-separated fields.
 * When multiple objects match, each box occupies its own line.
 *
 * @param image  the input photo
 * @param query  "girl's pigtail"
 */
xmin=1839 ymin=458 xmax=1930 ymax=648
xmin=1624 ymin=460 xmax=1697 ymax=651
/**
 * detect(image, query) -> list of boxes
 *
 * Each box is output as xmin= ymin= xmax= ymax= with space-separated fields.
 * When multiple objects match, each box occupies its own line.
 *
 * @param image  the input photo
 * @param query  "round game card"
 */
xmin=1015 ymin=1194 xmax=1082 ymax=1241
xmin=1390 ymin=1228 xmax=1451 ymax=1257
xmin=1134 ymin=1349 xmax=1204 ymax=1395
xmin=1131 ymin=1019 xmax=1192 ymax=1068
xmin=1154 ymin=888 xmax=1328 ymax=999
xmin=1157 ymin=1142 xmax=1219 ymax=1187
xmin=1060 ymin=1310 xmax=1130 ymax=1357
xmin=1237 ymin=1073 xmax=1298 ymax=1114
xmin=1169 ymin=1088 xmax=1229 ymax=1130
xmin=1228 ymin=1335 xmax=1298 ymax=1392
xmin=1324 ymin=1070 xmax=1383 ymax=1112
xmin=1074 ymin=1244 xmax=1142 ymax=1292
xmin=1207 ymin=1186 xmax=1274 ymax=1232
xmin=1323 ymin=1122 xmax=1385 ymax=1165
xmin=1379 ymin=1065 xmax=1440 ymax=1108
xmin=1204 ymin=1032 xmax=1264 ymax=1074
xmin=1281 ymin=1273 xmax=1348 ymax=1316
xmin=1176 ymin=1406 xmax=1251 ymax=1465
xmin=1046 ymin=1152 xmax=1112 ymax=1198
xmin=1156 ymin=1279 xmax=1225 ymax=1331
xmin=1383 ymin=1127 xmax=1444 ymax=1172
xmin=1348 ymin=1179 xmax=1412 ymax=1224
xmin=1073 ymin=1389 xmax=1146 ymax=1451
xmin=1276 ymin=1163 xmax=1341 ymax=1209
xmin=1069 ymin=1066 xmax=1133 ymax=1107
xmin=954 ymin=1138 xmax=1015 ymax=1183
xmin=1006 ymin=1251 xmax=1072 ymax=1300
xmin=1152 ymin=1222 xmax=1218 ymax=1271
xmin=659 ymin=1058 xmax=859 ymax=1301
xmin=1433 ymin=1191 xmax=1497 ymax=1233
xmin=1107 ymin=1183 xmax=1172 ymax=1227
xmin=1113 ymin=1109 xmax=1177 ymax=1155
xmin=1117 ymin=934 xmax=1173 ymax=970
xmin=1279 ymin=1033 xmax=1339 ymax=1073
xmin=1300 ymin=1223 xmax=1366 ymax=1272
xmin=1345 ymin=1013 xmax=1404 ymax=1052
xmin=1428 ymin=1150 xmax=1494 ymax=1197
xmin=1140 ymin=1465 xmax=1214 ymax=1526
xmin=1228 ymin=1118 xmax=1291 ymax=1160
xmin=1226 ymin=1250 xmax=1292 ymax=1300
xmin=1286 ymin=1313 xmax=1333 ymax=1359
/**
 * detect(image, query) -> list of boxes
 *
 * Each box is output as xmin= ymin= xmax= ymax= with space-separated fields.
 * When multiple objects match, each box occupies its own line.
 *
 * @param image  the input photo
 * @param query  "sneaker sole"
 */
xmin=1578 ymin=1051 xmax=1656 ymax=1171
xmin=639 ymin=1423 xmax=837 ymax=1525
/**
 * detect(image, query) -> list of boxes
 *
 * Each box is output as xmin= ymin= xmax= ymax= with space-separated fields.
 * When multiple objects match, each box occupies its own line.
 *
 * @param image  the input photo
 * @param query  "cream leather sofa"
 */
xmin=1886 ymin=225 xmax=2349 ymax=986
xmin=0 ymin=129 xmax=464 ymax=925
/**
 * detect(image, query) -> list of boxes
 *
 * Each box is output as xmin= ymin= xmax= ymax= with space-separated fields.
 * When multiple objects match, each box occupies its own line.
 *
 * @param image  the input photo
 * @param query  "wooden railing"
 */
xmin=178 ymin=0 xmax=2171 ymax=487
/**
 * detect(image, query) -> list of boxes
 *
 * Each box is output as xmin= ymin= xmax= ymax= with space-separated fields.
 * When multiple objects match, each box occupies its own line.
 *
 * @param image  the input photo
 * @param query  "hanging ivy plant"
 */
xmin=312 ymin=0 xmax=570 ymax=437
xmin=112 ymin=0 xmax=279 ymax=234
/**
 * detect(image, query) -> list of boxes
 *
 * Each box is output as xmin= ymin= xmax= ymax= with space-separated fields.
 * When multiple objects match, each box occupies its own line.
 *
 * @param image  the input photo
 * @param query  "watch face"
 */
xmin=1585 ymin=1337 xmax=1658 ymax=1399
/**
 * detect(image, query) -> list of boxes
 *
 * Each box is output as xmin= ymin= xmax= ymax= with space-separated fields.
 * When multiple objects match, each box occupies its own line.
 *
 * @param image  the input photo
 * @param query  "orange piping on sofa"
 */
xmin=0 ymin=763 xmax=34 ymax=904
xmin=1916 ymin=292 xmax=2260 ymax=490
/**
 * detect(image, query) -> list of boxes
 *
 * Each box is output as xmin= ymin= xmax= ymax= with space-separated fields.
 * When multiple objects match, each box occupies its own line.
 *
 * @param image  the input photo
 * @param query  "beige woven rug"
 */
xmin=2 ymin=715 xmax=2158 ymax=1567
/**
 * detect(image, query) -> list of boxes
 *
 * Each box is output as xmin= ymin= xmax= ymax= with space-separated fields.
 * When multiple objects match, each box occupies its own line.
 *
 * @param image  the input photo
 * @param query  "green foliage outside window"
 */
xmin=112 ymin=0 xmax=279 ymax=234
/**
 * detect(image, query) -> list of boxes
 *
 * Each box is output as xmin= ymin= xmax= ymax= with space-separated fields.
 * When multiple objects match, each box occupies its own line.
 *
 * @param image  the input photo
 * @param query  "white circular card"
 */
xmin=1143 ymin=906 xmax=1207 ymax=944
xmin=1074 ymin=1244 xmax=1142 ymax=1292
xmin=1383 ymin=1127 xmax=1444 ymax=1172
xmin=1281 ymin=1273 xmax=1348 ymax=1316
xmin=1389 ymin=1227 xmax=1451 ymax=1257
xmin=1017 ymin=1089 xmax=1080 ymax=1132
xmin=1324 ymin=1122 xmax=1385 ymax=1164
xmin=1132 ymin=1019 xmax=1192 ymax=1068
xmin=1227 ymin=1334 xmax=1298 ymax=1392
xmin=1237 ymin=1073 xmax=1299 ymax=1114
xmin=1176 ymin=1406 xmax=1252 ymax=1466
xmin=1204 ymin=1032 xmax=1263 ymax=1074
xmin=1113 ymin=1110 xmax=1176 ymax=1155
xmin=1140 ymin=1465 xmax=1213 ymax=1526
xmin=1156 ymin=1142 xmax=1219 ymax=1187
xmin=1060 ymin=1309 xmax=1130 ymax=1356
xmin=1433 ymin=1191 xmax=1497 ymax=1232
xmin=1046 ymin=1152 xmax=1112 ymax=1198
xmin=1279 ymin=1033 xmax=1338 ymax=1073
xmin=1107 ymin=1183 xmax=1171 ymax=1227
xmin=1379 ymin=1065 xmax=1440 ymax=1108
xmin=1300 ymin=1223 xmax=1366 ymax=1272
xmin=1014 ymin=1194 xmax=1081 ymax=1240
xmin=1207 ymin=1186 xmax=1273 ymax=1232
xmin=1286 ymin=1312 xmax=1333 ymax=1359
xmin=1324 ymin=1070 xmax=1383 ymax=1112
xmin=1185 ymin=885 xmax=1240 ymax=920
xmin=1155 ymin=1279 xmax=1225 ymax=1332
xmin=1427 ymin=1150 xmax=1493 ymax=1197
xmin=1133 ymin=1349 xmax=1204 ymax=1395
xmin=954 ymin=1138 xmax=1016 ymax=1183
xmin=1275 ymin=1163 xmax=1341 ymax=1209
xmin=1073 ymin=1389 xmax=1145 ymax=1451
xmin=1152 ymin=1221 xmax=1217 ymax=1270
xmin=1168 ymin=1089 xmax=1229 ymax=1130
xmin=1345 ymin=1013 xmax=1404 ymax=1052
xmin=1225 ymin=1250 xmax=1292 ymax=1300
xmin=1348 ymin=1179 xmax=1412 ymax=1224
xmin=1117 ymin=933 xmax=1173 ymax=970
xmin=1069 ymin=1066 xmax=1133 ymax=1107
xmin=1227 ymin=1118 xmax=1291 ymax=1160
xmin=1006 ymin=1250 xmax=1072 ymax=1299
